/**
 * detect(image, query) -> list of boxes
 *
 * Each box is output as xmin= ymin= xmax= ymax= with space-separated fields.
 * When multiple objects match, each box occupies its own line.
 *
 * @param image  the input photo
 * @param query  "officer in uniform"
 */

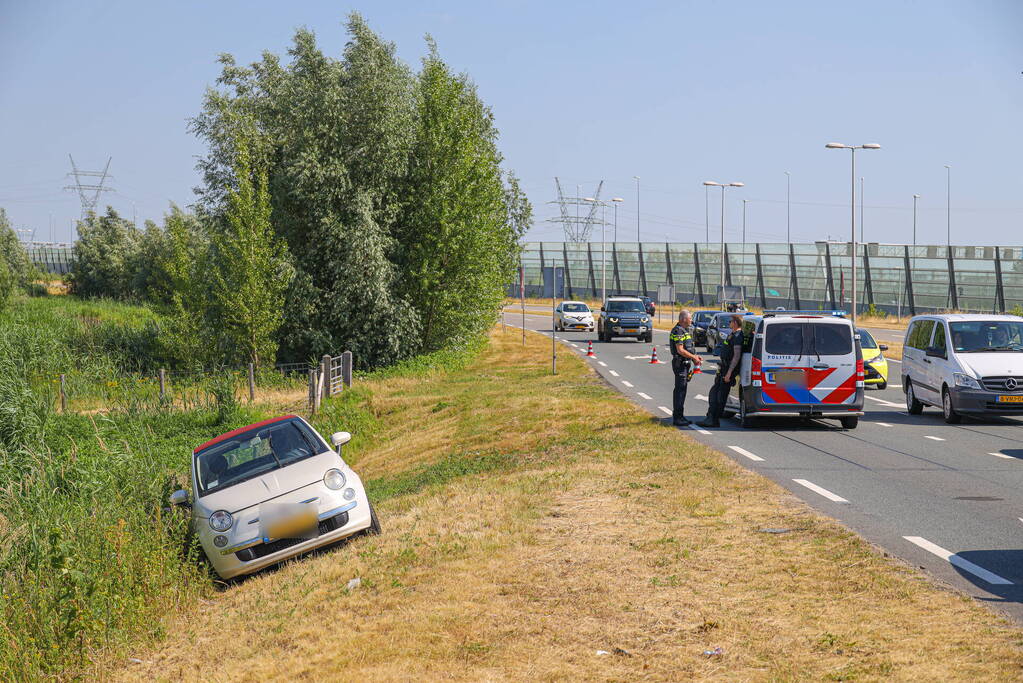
xmin=669 ymin=310 xmax=702 ymax=426
xmin=698 ymin=314 xmax=744 ymax=428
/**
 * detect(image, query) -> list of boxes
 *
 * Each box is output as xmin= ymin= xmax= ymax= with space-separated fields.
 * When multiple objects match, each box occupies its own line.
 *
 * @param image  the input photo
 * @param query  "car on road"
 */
xmin=597 ymin=296 xmax=653 ymax=343
xmin=170 ymin=414 xmax=379 ymax=580
xmin=727 ymin=311 xmax=864 ymax=428
xmin=901 ymin=314 xmax=1023 ymax=423
xmin=691 ymin=310 xmax=717 ymax=346
xmin=555 ymin=301 xmax=595 ymax=332
xmin=707 ymin=311 xmax=754 ymax=354
xmin=857 ymin=327 xmax=890 ymax=389
xmin=638 ymin=296 xmax=656 ymax=316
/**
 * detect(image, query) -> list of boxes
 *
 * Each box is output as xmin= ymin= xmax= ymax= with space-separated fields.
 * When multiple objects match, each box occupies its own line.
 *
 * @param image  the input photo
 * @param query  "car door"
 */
xmin=807 ymin=321 xmax=858 ymax=406
xmin=910 ymin=319 xmax=938 ymax=403
xmin=926 ymin=321 xmax=950 ymax=401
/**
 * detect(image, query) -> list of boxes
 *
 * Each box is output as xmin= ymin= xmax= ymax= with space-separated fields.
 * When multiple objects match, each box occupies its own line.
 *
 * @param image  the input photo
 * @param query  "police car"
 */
xmin=726 ymin=310 xmax=865 ymax=428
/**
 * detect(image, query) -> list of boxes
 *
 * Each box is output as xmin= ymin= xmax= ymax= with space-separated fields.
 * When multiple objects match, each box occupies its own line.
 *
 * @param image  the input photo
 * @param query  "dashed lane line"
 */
xmin=924 ymin=436 xmax=945 ymax=441
xmin=792 ymin=479 xmax=850 ymax=503
xmin=597 ymin=361 xmax=607 ymax=367
xmin=622 ymin=381 xmax=634 ymax=388
xmin=691 ymin=426 xmax=712 ymax=435
xmin=637 ymin=392 xmax=652 ymax=400
xmin=989 ymin=452 xmax=1015 ymax=460
xmin=695 ymin=394 xmax=709 ymax=402
xmin=728 ymin=445 xmax=765 ymax=462
xmin=903 ymin=536 xmax=1013 ymax=585
xmin=876 ymin=422 xmax=894 ymax=427
xmin=865 ymin=395 xmax=904 ymax=408
xmin=658 ymin=406 xmax=672 ymax=415
xmin=609 ymin=370 xmax=619 ymax=377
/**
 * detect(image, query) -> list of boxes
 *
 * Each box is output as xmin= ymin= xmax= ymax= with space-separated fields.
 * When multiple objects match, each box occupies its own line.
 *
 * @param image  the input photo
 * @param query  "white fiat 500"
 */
xmin=170 ymin=414 xmax=379 ymax=579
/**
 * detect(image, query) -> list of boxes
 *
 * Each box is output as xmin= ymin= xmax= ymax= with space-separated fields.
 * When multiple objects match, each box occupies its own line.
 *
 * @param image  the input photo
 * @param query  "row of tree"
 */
xmin=68 ymin=14 xmax=531 ymax=370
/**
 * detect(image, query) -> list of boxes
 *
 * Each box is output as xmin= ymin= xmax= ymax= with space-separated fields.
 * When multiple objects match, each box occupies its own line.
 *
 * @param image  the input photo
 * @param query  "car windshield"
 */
xmin=856 ymin=328 xmax=878 ymax=349
xmin=949 ymin=321 xmax=1023 ymax=352
xmin=605 ymin=300 xmax=645 ymax=313
xmin=694 ymin=312 xmax=713 ymax=323
xmin=562 ymin=303 xmax=589 ymax=312
xmin=194 ymin=419 xmax=322 ymax=496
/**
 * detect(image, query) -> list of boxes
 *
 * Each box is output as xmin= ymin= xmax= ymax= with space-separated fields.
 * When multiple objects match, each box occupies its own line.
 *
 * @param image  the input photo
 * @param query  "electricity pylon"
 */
xmin=64 ymin=155 xmax=113 ymax=218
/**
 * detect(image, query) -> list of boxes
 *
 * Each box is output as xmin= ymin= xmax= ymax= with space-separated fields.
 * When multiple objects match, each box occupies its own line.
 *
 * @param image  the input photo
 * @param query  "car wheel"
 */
xmin=905 ymin=379 xmax=924 ymax=415
xmin=942 ymin=387 xmax=962 ymax=424
xmin=840 ymin=416 xmax=859 ymax=429
xmin=364 ymin=503 xmax=381 ymax=535
xmin=877 ymin=379 xmax=887 ymax=391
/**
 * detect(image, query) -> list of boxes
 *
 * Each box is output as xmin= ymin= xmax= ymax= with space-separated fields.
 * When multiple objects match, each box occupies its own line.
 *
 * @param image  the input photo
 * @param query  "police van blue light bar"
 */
xmin=762 ymin=309 xmax=848 ymax=318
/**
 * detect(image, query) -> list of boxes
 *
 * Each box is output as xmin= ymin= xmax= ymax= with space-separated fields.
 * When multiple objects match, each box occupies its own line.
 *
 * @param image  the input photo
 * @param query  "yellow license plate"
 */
xmin=997 ymin=395 xmax=1023 ymax=403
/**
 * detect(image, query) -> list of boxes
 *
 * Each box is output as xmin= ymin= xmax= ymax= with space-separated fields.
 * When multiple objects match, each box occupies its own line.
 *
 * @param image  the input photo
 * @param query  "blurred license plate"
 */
xmin=775 ymin=370 xmax=806 ymax=386
xmin=625 ymin=328 xmax=637 ymax=333
xmin=260 ymin=503 xmax=317 ymax=540
xmin=573 ymin=324 xmax=586 ymax=328
xmin=997 ymin=395 xmax=1023 ymax=403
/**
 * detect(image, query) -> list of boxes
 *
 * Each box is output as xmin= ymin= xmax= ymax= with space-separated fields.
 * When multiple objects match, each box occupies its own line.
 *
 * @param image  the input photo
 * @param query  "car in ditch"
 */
xmin=169 ymin=414 xmax=379 ymax=580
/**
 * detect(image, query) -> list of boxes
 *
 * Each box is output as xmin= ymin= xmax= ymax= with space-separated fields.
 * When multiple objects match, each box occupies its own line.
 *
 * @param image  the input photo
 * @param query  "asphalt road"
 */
xmin=502 ymin=307 xmax=1023 ymax=624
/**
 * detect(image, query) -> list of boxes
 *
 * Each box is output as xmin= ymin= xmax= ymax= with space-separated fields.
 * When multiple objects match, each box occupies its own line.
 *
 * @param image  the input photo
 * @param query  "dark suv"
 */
xmin=598 ymin=297 xmax=653 ymax=343
xmin=638 ymin=296 xmax=656 ymax=316
xmin=692 ymin=310 xmax=717 ymax=346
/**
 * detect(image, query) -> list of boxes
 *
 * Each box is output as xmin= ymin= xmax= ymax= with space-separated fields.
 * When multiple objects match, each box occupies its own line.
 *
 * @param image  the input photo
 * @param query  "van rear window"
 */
xmin=765 ymin=323 xmax=803 ymax=355
xmin=813 ymin=324 xmax=852 ymax=355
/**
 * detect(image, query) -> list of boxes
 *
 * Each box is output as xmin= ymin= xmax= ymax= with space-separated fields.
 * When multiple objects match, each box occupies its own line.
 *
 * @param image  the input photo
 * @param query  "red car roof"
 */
xmin=193 ymin=414 xmax=299 ymax=453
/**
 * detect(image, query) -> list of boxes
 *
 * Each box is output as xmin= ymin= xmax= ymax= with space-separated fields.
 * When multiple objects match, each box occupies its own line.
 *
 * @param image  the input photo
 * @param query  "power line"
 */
xmin=64 ymin=155 xmax=114 ymax=218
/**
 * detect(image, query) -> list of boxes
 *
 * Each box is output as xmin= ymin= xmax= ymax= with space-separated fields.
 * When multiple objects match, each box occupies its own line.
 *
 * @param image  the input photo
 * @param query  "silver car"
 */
xmin=170 ymin=414 xmax=378 ymax=579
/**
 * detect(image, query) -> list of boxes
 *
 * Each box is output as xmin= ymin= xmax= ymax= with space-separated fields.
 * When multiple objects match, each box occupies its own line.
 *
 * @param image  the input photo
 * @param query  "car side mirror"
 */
xmin=330 ymin=431 xmax=352 ymax=450
xmin=169 ymin=489 xmax=190 ymax=507
xmin=926 ymin=346 xmax=945 ymax=359
xmin=878 ymin=344 xmax=889 ymax=351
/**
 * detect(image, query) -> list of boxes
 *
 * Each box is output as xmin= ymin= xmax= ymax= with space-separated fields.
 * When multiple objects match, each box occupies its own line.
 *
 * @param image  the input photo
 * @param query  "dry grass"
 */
xmin=99 ymin=327 xmax=1023 ymax=681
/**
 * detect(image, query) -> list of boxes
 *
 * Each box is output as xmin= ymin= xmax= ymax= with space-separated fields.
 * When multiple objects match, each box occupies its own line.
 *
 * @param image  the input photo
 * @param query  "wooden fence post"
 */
xmin=308 ymin=369 xmax=317 ymax=414
xmin=159 ymin=369 xmax=166 ymax=399
xmin=320 ymin=354 xmax=331 ymax=401
xmin=59 ymin=374 xmax=67 ymax=412
xmin=341 ymin=350 xmax=352 ymax=389
xmin=248 ymin=363 xmax=255 ymax=402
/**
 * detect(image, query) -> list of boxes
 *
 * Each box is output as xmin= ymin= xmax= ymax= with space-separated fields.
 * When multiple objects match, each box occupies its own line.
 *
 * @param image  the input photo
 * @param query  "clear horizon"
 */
xmin=1 ymin=0 xmax=1020 ymax=246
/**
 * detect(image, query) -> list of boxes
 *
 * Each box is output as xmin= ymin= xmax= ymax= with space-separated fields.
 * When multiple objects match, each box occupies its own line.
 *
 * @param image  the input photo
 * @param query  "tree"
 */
xmin=0 ymin=208 xmax=32 ymax=295
xmin=208 ymin=120 xmax=293 ymax=367
xmin=68 ymin=208 xmax=142 ymax=299
xmin=395 ymin=42 xmax=529 ymax=351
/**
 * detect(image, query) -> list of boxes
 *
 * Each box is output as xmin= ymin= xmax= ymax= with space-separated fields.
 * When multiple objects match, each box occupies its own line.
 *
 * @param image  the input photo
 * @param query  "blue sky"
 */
xmin=1 ymin=0 xmax=1020 ymax=245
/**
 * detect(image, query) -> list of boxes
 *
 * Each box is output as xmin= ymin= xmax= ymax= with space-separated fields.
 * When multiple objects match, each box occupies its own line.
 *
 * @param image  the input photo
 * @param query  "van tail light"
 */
xmin=856 ymin=357 xmax=865 ymax=388
xmin=751 ymin=356 xmax=763 ymax=387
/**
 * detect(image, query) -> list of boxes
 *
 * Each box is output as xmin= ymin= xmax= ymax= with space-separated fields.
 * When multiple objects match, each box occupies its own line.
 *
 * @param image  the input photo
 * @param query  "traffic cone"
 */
xmin=649 ymin=346 xmax=663 ymax=364
xmin=586 ymin=340 xmax=595 ymax=357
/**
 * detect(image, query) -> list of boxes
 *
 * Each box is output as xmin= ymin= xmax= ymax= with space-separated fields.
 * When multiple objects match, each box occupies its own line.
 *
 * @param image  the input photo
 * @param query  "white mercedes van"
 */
xmin=901 ymin=314 xmax=1023 ymax=423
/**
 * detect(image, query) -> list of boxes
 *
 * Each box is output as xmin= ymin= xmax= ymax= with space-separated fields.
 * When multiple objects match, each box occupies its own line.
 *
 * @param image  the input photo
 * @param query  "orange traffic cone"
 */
xmin=586 ymin=340 xmax=595 ymax=357
xmin=649 ymin=346 xmax=663 ymax=364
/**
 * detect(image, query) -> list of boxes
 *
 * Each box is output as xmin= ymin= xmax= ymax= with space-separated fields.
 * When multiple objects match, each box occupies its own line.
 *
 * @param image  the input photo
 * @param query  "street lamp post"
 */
xmin=611 ymin=197 xmax=623 ymax=243
xmin=825 ymin=142 xmax=881 ymax=325
xmin=944 ymin=165 xmax=951 ymax=246
xmin=912 ymin=194 xmax=920 ymax=247
xmin=634 ymin=176 xmax=641 ymax=243
xmin=703 ymin=180 xmax=744 ymax=305
xmin=742 ymin=199 xmax=748 ymax=246
xmin=784 ymin=171 xmax=791 ymax=243
xmin=704 ymin=185 xmax=709 ymax=243
xmin=585 ymin=197 xmax=622 ymax=303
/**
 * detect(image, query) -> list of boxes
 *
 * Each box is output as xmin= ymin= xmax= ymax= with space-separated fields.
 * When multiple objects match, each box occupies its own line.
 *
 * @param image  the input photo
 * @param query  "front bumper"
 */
xmin=864 ymin=360 xmax=889 ymax=385
xmin=950 ymin=387 xmax=1023 ymax=415
xmin=608 ymin=324 xmax=648 ymax=337
xmin=198 ymin=476 xmax=374 ymax=580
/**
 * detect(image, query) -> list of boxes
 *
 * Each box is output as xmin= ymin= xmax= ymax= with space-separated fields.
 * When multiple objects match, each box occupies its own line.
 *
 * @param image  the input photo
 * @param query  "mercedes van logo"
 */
xmin=1006 ymin=378 xmax=1018 ymax=391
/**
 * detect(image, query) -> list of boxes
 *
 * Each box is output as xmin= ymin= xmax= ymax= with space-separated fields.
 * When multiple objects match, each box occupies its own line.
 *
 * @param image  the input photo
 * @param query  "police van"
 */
xmin=725 ymin=310 xmax=865 ymax=428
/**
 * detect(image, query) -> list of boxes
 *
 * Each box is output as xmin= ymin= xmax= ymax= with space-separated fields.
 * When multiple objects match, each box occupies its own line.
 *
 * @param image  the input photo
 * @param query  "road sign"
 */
xmin=656 ymin=284 xmax=675 ymax=305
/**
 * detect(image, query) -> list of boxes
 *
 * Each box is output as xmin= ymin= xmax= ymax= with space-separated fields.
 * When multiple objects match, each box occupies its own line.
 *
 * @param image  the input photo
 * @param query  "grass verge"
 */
xmin=101 ymin=325 xmax=1023 ymax=681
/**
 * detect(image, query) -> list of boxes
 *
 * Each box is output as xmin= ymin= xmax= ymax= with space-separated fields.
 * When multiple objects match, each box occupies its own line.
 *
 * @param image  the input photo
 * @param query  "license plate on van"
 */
xmin=997 ymin=395 xmax=1023 ymax=403
xmin=774 ymin=370 xmax=806 ymax=386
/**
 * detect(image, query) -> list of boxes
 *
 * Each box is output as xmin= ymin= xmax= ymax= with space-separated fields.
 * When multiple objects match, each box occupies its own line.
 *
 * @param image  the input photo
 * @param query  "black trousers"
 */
xmin=671 ymin=357 xmax=689 ymax=420
xmin=706 ymin=372 xmax=735 ymax=420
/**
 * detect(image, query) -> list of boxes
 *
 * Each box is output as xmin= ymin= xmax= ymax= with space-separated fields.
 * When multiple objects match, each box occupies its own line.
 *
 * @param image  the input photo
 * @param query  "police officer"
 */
xmin=669 ymin=310 xmax=702 ymax=426
xmin=698 ymin=314 xmax=744 ymax=429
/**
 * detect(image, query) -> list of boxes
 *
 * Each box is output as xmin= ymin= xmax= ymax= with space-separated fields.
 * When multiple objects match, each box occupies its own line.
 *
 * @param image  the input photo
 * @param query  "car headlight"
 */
xmin=609 ymin=317 xmax=619 ymax=323
xmin=324 ymin=468 xmax=346 ymax=490
xmin=641 ymin=316 xmax=649 ymax=323
xmin=209 ymin=510 xmax=233 ymax=532
xmin=954 ymin=373 xmax=981 ymax=389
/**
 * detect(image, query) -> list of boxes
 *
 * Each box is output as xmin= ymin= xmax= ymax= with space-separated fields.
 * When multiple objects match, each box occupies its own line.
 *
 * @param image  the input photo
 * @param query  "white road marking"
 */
xmin=570 ymin=343 xmax=579 ymax=348
xmin=622 ymin=381 xmax=634 ymax=388
xmin=888 ymin=358 xmax=901 ymax=364
xmin=865 ymin=395 xmax=903 ymax=408
xmin=695 ymin=394 xmax=709 ymax=402
xmin=637 ymin=392 xmax=652 ymax=400
xmin=924 ymin=435 xmax=945 ymax=441
xmin=989 ymin=452 xmax=1015 ymax=460
xmin=692 ymin=427 xmax=712 ymax=435
xmin=875 ymin=422 xmax=894 ymax=427
xmin=792 ymin=479 xmax=849 ymax=503
xmin=728 ymin=445 xmax=764 ymax=462
xmin=903 ymin=536 xmax=1013 ymax=585
xmin=658 ymin=406 xmax=672 ymax=415
xmin=888 ymin=383 xmax=902 ymax=388
xmin=609 ymin=370 xmax=619 ymax=377
xmin=597 ymin=361 xmax=607 ymax=367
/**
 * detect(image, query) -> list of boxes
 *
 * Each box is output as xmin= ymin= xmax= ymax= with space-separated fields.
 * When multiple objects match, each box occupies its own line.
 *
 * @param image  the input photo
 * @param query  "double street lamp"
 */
xmin=825 ymin=142 xmax=881 ymax=325
xmin=703 ymin=180 xmax=744 ymax=303
xmin=584 ymin=196 xmax=624 ymax=302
